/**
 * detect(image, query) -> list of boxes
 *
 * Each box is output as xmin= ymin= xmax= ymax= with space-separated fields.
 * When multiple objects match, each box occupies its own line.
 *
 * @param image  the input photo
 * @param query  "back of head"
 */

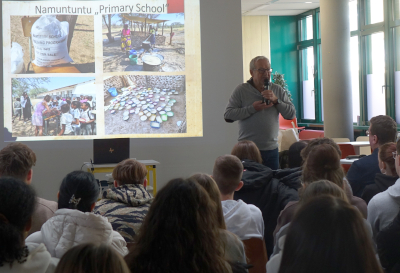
xmin=231 ymin=140 xmax=262 ymax=164
xmin=112 ymin=159 xmax=147 ymax=186
xmin=288 ymin=141 xmax=308 ymax=168
xmin=300 ymin=180 xmax=348 ymax=205
xmin=0 ymin=142 xmax=36 ymax=181
xmin=279 ymin=196 xmax=382 ymax=273
xmin=213 ymin=155 xmax=244 ymax=195
xmin=300 ymin=137 xmax=342 ymax=161
xmin=190 ymin=173 xmax=226 ymax=229
xmin=0 ymin=177 xmax=36 ymax=266
xmin=61 ymin=103 xmax=70 ymax=113
xmin=54 ymin=243 xmax=130 ymax=273
xmin=58 ymin=171 xmax=99 ymax=212
xmin=125 ymin=178 xmax=229 ymax=273
xmin=370 ymin=115 xmax=397 ymax=146
xmin=302 ymin=144 xmax=344 ymax=188
xmin=379 ymin=142 xmax=397 ymax=176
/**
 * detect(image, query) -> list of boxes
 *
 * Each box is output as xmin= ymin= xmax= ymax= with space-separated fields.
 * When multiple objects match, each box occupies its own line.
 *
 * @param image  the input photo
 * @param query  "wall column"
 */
xmin=320 ymin=0 xmax=353 ymax=140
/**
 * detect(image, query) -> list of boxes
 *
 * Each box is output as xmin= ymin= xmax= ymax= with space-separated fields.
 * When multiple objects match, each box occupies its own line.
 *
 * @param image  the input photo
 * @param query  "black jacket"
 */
xmin=234 ymin=160 xmax=300 ymax=257
xmin=377 ymin=209 xmax=400 ymax=272
xmin=362 ymin=173 xmax=398 ymax=204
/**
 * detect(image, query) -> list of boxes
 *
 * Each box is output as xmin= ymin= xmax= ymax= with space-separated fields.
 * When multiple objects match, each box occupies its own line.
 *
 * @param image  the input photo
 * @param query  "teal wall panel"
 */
xmin=270 ymin=16 xmax=299 ymax=117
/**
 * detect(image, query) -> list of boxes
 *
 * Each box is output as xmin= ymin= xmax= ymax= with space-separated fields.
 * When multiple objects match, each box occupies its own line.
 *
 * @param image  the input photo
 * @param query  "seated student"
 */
xmin=57 ymin=104 xmax=74 ymax=136
xmin=347 ymin=115 xmax=397 ymax=197
xmin=80 ymin=102 xmax=95 ymax=135
xmin=54 ymin=243 xmax=130 ymax=273
xmin=26 ymin=171 xmax=128 ymax=258
xmin=362 ymin=142 xmax=399 ymax=204
xmin=231 ymin=140 xmax=298 ymax=258
xmin=368 ymin=139 xmax=400 ymax=239
xmin=190 ymin=173 xmax=247 ymax=266
xmin=70 ymin=101 xmax=81 ymax=135
xmin=94 ymin=159 xmax=153 ymax=243
xmin=0 ymin=143 xmax=57 ymax=235
xmin=274 ymin=144 xmax=368 ymax=238
xmin=0 ymin=177 xmax=59 ymax=273
xmin=212 ymin=155 xmax=264 ymax=242
xmin=288 ymin=141 xmax=308 ymax=168
xmin=269 ymin=195 xmax=382 ymax=273
xmin=377 ymin=209 xmax=400 ymax=273
xmin=124 ymin=178 xmax=232 ymax=273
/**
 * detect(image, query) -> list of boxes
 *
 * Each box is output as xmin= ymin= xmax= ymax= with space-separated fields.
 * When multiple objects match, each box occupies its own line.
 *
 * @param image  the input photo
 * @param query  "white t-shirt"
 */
xmin=80 ymin=109 xmax=94 ymax=122
xmin=60 ymin=113 xmax=73 ymax=135
xmin=70 ymin=108 xmax=80 ymax=128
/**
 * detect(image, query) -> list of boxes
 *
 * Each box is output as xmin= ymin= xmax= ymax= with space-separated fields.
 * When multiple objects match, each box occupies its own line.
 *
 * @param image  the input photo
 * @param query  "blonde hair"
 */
xmin=112 ymin=159 xmax=147 ymax=186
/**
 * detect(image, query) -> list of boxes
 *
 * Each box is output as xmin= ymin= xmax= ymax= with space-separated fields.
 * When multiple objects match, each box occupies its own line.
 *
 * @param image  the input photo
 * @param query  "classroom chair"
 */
xmin=356 ymin=136 xmax=372 ymax=155
xmin=332 ymin=138 xmax=351 ymax=143
xmin=298 ymin=129 xmax=324 ymax=140
xmin=338 ymin=143 xmax=356 ymax=174
xmin=279 ymin=114 xmax=305 ymax=131
xmin=242 ymin=237 xmax=268 ymax=273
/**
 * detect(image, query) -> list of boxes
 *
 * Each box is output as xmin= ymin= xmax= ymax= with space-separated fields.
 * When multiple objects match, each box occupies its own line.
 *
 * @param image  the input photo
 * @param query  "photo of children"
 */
xmin=10 ymin=15 xmax=95 ymax=74
xmin=104 ymin=75 xmax=186 ymax=135
xmin=103 ymin=13 xmax=185 ymax=72
xmin=11 ymin=77 xmax=97 ymax=137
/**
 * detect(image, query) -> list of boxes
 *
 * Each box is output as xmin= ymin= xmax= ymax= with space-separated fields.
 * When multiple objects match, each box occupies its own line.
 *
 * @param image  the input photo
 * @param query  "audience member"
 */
xmin=368 ymin=139 xmax=400 ymax=239
xmin=54 ymin=243 xmax=130 ymax=273
xmin=362 ymin=142 xmax=399 ymax=204
xmin=94 ymin=159 xmax=153 ymax=243
xmin=190 ymin=173 xmax=247 ymax=265
xmin=26 ymin=171 xmax=128 ymax=258
xmin=0 ymin=143 xmax=57 ymax=235
xmin=274 ymin=144 xmax=368 ymax=237
xmin=270 ymin=196 xmax=382 ymax=273
xmin=231 ymin=140 xmax=298 ymax=258
xmin=124 ymin=178 xmax=232 ymax=273
xmin=0 ymin=177 xmax=59 ymax=272
xmin=347 ymin=115 xmax=397 ymax=197
xmin=288 ymin=141 xmax=308 ymax=168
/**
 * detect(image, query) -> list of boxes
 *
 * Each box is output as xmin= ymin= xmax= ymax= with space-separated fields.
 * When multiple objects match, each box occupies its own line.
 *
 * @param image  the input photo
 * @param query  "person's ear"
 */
xmin=114 ymin=180 xmax=118 ymax=188
xmin=26 ymin=169 xmax=33 ymax=185
xmin=143 ymin=179 xmax=147 ymax=188
xmin=57 ymin=191 xmax=60 ymax=200
xmin=235 ymin=181 xmax=244 ymax=192
xmin=25 ymin=217 xmax=32 ymax=233
xmin=250 ymin=69 xmax=254 ymax=78
xmin=90 ymin=203 xmax=95 ymax=212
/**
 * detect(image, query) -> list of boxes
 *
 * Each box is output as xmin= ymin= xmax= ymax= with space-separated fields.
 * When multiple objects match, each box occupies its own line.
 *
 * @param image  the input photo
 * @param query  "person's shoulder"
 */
xmin=246 ymin=203 xmax=263 ymax=217
xmin=36 ymin=197 xmax=58 ymax=213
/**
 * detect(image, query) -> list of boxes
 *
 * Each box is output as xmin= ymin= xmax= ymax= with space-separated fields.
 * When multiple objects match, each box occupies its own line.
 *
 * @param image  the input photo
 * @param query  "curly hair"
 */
xmin=0 ymin=177 xmax=36 ymax=266
xmin=124 ymin=178 xmax=230 ymax=273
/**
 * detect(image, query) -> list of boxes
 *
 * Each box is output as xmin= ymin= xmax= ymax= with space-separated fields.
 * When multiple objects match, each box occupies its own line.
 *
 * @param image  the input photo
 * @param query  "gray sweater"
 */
xmin=224 ymin=80 xmax=295 ymax=150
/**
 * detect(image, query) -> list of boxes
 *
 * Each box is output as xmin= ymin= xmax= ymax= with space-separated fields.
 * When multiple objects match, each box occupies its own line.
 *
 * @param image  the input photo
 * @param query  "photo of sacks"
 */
xmin=10 ymin=15 xmax=95 ymax=74
xmin=104 ymin=75 xmax=186 ymax=135
xmin=103 ymin=13 xmax=185 ymax=72
xmin=11 ymin=77 xmax=97 ymax=137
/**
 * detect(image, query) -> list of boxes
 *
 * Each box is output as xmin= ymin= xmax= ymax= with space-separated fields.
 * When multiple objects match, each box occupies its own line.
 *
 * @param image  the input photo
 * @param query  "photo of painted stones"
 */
xmin=104 ymin=75 xmax=186 ymax=134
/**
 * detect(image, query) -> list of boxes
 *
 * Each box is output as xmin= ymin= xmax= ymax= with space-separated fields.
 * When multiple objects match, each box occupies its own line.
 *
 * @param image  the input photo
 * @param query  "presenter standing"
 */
xmin=224 ymin=56 xmax=295 ymax=170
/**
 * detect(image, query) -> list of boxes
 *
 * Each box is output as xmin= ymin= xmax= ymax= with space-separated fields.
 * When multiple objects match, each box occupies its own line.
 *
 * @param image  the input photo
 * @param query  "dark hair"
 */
xmin=301 ymin=137 xmax=342 ymax=161
xmin=212 ymin=155 xmax=243 ymax=195
xmin=61 ymin=103 xmax=70 ymax=114
xmin=0 ymin=142 xmax=36 ymax=180
xmin=55 ymin=243 xmax=130 ymax=273
xmin=56 ymin=96 xmax=60 ymax=100
xmin=0 ymin=177 xmax=36 ymax=266
xmin=370 ymin=115 xmax=397 ymax=145
xmin=72 ymin=101 xmax=81 ymax=109
xmin=16 ymin=98 xmax=20 ymax=101
xmin=231 ymin=140 xmax=262 ymax=164
xmin=190 ymin=173 xmax=226 ymax=229
xmin=288 ymin=141 xmax=308 ymax=168
xmin=302 ymin=144 xmax=344 ymax=188
xmin=83 ymin=102 xmax=91 ymax=108
xmin=379 ymin=142 xmax=397 ymax=176
xmin=44 ymin=95 xmax=51 ymax=102
xmin=112 ymin=159 xmax=147 ymax=186
xmin=58 ymin=171 xmax=99 ymax=212
xmin=125 ymin=178 xmax=230 ymax=273
xmin=278 ymin=196 xmax=383 ymax=273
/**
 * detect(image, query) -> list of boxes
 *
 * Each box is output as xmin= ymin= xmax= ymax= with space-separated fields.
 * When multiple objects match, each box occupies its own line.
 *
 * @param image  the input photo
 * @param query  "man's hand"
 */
xmin=253 ymin=100 xmax=274 ymax=111
xmin=261 ymin=90 xmax=278 ymax=103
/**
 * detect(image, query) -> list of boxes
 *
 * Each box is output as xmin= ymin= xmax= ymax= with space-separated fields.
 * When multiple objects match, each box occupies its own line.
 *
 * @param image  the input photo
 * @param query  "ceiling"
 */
xmin=242 ymin=0 xmax=320 ymax=16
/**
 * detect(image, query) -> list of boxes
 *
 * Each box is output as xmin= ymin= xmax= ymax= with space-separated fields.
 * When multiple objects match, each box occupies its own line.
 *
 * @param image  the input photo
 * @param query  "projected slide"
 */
xmin=2 ymin=0 xmax=202 ymax=141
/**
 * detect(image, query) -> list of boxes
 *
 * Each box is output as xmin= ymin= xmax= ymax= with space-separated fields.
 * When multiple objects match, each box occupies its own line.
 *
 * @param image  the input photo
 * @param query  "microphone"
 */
xmin=263 ymin=78 xmax=270 ymax=105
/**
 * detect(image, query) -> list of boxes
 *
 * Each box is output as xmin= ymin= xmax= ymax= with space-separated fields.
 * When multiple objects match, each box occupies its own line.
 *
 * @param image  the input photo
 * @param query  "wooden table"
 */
xmin=84 ymin=159 xmax=160 ymax=194
xmin=337 ymin=141 xmax=370 ymax=155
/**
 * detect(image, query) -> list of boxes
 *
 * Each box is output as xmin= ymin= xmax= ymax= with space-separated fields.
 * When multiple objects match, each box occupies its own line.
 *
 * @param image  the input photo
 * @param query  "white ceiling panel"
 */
xmin=242 ymin=0 xmax=320 ymax=16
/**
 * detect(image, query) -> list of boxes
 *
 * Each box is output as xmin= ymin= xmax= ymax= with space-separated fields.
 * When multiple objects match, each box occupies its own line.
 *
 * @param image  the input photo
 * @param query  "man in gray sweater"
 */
xmin=224 ymin=56 xmax=295 ymax=169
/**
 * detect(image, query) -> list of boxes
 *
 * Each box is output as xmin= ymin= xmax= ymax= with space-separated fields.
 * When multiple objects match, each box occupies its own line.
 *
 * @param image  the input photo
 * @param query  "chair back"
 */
xmin=242 ymin=237 xmax=268 ymax=273
xmin=279 ymin=114 xmax=305 ymax=130
xmin=338 ymin=144 xmax=356 ymax=174
xmin=356 ymin=136 xmax=372 ymax=155
xmin=332 ymin=138 xmax=351 ymax=143
xmin=21 ymin=17 xmax=40 ymax=37
xmin=299 ymin=130 xmax=324 ymax=140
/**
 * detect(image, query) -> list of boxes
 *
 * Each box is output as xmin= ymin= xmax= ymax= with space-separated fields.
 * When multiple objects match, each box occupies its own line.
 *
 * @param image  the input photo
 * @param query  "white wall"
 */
xmin=242 ymin=16 xmax=271 ymax=81
xmin=0 ymin=0 xmax=244 ymax=201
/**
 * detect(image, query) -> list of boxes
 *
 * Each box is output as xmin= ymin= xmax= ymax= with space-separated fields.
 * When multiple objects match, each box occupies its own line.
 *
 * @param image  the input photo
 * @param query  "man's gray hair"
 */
xmin=250 ymin=56 xmax=270 ymax=70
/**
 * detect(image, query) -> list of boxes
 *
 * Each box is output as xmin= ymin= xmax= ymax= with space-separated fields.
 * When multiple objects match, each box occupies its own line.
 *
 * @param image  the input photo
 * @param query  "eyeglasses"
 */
xmin=254 ymin=68 xmax=273 ymax=74
xmin=393 ymin=151 xmax=399 ymax=159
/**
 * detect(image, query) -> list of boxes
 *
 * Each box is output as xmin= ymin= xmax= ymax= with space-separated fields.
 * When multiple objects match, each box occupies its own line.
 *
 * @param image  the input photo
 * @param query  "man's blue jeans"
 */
xmin=260 ymin=148 xmax=279 ymax=170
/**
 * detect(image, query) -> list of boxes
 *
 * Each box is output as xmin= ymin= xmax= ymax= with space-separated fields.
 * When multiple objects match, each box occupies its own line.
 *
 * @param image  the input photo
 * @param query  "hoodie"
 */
xmin=94 ymin=184 xmax=153 ymax=243
xmin=0 ymin=243 xmax=58 ymax=273
xmin=26 ymin=209 xmax=128 ymax=258
xmin=222 ymin=199 xmax=264 ymax=241
xmin=362 ymin=173 xmax=398 ymax=204
xmin=368 ymin=178 xmax=400 ymax=239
